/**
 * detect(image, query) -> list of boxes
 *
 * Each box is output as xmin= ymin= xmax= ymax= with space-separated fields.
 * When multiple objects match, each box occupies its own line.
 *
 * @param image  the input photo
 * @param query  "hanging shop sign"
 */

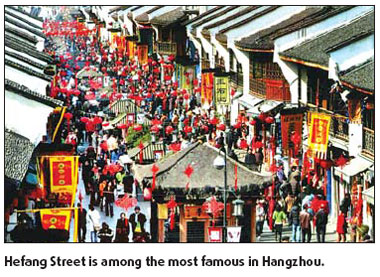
xmin=280 ymin=112 xmax=303 ymax=156
xmin=40 ymin=209 xmax=72 ymax=231
xmin=184 ymin=205 xmax=210 ymax=219
xmin=49 ymin=156 xmax=78 ymax=194
xmin=127 ymin=41 xmax=136 ymax=59
xmin=137 ymin=44 xmax=148 ymax=65
xmin=208 ymin=227 xmax=223 ymax=242
xmin=308 ymin=113 xmax=331 ymax=157
xmin=226 ymin=226 xmax=242 ymax=242
xmin=347 ymin=98 xmax=362 ymax=124
xmin=214 ymin=76 xmax=230 ymax=105
xmin=201 ymin=72 xmax=214 ymax=105
xmin=137 ymin=113 xmax=145 ymax=125
xmin=157 ymin=203 xmax=168 ymax=219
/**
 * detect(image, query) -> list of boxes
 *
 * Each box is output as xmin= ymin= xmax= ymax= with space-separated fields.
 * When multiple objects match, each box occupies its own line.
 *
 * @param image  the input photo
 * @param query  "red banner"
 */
xmin=208 ymin=227 xmax=223 ymax=242
xmin=49 ymin=156 xmax=77 ymax=194
xmin=281 ymin=112 xmax=303 ymax=156
xmin=201 ymin=72 xmax=214 ymax=105
xmin=40 ymin=209 xmax=71 ymax=231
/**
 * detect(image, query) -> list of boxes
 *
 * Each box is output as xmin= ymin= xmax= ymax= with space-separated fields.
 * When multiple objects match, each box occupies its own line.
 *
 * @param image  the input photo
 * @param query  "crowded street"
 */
xmin=5 ymin=5 xmax=374 ymax=243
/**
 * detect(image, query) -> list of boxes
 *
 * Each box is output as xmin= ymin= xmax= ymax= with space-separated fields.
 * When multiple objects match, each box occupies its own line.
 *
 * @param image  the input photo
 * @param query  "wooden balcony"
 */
xmin=157 ymin=41 xmax=176 ymax=56
xmin=329 ymin=115 xmax=349 ymax=142
xmin=362 ymin=127 xmax=374 ymax=157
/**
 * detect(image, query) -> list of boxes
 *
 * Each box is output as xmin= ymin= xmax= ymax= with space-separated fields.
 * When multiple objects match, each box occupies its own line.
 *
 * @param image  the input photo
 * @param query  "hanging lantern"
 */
xmin=265 ymin=116 xmax=275 ymax=124
xmin=201 ymin=125 xmax=209 ymax=133
xmin=102 ymin=122 xmax=110 ymax=127
xmin=143 ymin=187 xmax=152 ymax=201
xmin=183 ymin=93 xmax=190 ymax=100
xmin=151 ymin=125 xmax=160 ymax=134
xmin=165 ymin=125 xmax=174 ymax=135
xmin=320 ymin=160 xmax=333 ymax=169
xmin=232 ymin=199 xmax=244 ymax=217
xmin=240 ymin=139 xmax=248 ymax=149
xmin=255 ymin=141 xmax=264 ymax=149
xmin=249 ymin=119 xmax=256 ymax=126
xmin=234 ymin=122 xmax=242 ymax=129
xmin=117 ymin=123 xmax=128 ymax=129
xmin=258 ymin=112 xmax=266 ymax=121
xmin=216 ymin=123 xmax=226 ymax=131
xmin=184 ymin=126 xmax=192 ymax=134
xmin=133 ymin=124 xmax=143 ymax=132
xmin=80 ymin=117 xmax=89 ymax=123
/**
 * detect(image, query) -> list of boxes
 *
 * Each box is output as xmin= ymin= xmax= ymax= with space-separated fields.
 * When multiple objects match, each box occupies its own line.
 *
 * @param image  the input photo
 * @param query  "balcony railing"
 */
xmin=330 ymin=115 xmax=349 ymax=142
xmin=362 ymin=127 xmax=374 ymax=157
xmin=157 ymin=41 xmax=176 ymax=56
xmin=201 ymin=58 xmax=210 ymax=70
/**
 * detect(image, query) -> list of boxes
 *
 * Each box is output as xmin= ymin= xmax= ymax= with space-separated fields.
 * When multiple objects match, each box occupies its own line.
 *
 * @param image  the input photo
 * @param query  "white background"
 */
xmin=1 ymin=0 xmax=379 ymax=276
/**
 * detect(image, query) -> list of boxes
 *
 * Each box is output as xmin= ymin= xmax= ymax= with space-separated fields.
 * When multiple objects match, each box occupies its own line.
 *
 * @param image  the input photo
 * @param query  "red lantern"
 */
xmin=93 ymin=116 xmax=103 ymax=124
xmin=217 ymin=124 xmax=226 ymax=131
xmin=183 ymin=93 xmax=190 ymax=100
xmin=117 ymin=123 xmax=127 ymax=129
xmin=255 ymin=141 xmax=264 ymax=149
xmin=151 ymin=125 xmax=160 ymax=134
xmin=102 ymin=122 xmax=110 ymax=127
xmin=143 ymin=187 xmax=152 ymax=201
xmin=184 ymin=126 xmax=192 ymax=133
xmin=249 ymin=119 xmax=256 ymax=126
xmin=165 ymin=126 xmax=174 ymax=135
xmin=320 ymin=160 xmax=333 ymax=169
xmin=80 ymin=117 xmax=89 ymax=123
xmin=258 ymin=112 xmax=266 ymax=121
xmin=234 ymin=122 xmax=242 ymax=129
xmin=265 ymin=116 xmax=275 ymax=124
xmin=64 ymin=112 xmax=73 ymax=120
xmin=201 ymin=125 xmax=209 ymax=133
xmin=133 ymin=124 xmax=143 ymax=132
xmin=240 ymin=139 xmax=248 ymax=149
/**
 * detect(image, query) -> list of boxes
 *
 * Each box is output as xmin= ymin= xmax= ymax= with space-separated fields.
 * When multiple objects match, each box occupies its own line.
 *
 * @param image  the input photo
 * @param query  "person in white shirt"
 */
xmin=87 ymin=204 xmax=101 ymax=242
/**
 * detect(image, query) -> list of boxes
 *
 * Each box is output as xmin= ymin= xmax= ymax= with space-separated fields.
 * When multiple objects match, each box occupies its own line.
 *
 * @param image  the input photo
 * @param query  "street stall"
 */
xmin=134 ymin=142 xmax=271 ymax=242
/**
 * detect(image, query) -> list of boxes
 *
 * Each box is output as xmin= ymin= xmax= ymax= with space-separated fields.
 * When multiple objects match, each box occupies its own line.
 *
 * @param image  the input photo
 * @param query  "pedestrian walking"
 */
xmin=114 ymin=212 xmax=130 ymax=243
xmin=77 ymin=203 xmax=87 ymax=242
xmin=87 ymin=204 xmax=100 ymax=242
xmin=98 ymin=222 xmax=114 ymax=243
xmin=299 ymin=204 xmax=312 ymax=242
xmin=256 ymin=200 xmax=265 ymax=240
xmin=289 ymin=201 xmax=301 ymax=242
xmin=104 ymin=182 xmax=115 ymax=217
xmin=336 ymin=210 xmax=347 ymax=242
xmin=315 ymin=203 xmax=328 ymax=242
xmin=272 ymin=204 xmax=287 ymax=242
xmin=129 ymin=206 xmax=147 ymax=241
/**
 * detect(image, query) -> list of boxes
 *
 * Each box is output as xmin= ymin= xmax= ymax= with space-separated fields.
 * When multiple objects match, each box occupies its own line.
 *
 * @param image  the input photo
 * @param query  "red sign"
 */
xmin=40 ymin=209 xmax=71 ymax=230
xmin=281 ymin=112 xmax=303 ymax=156
xmin=208 ymin=227 xmax=223 ymax=242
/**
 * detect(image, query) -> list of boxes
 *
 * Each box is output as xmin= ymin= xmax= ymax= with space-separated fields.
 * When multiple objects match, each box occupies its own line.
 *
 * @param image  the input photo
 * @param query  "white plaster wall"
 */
xmin=5 ymin=65 xmax=49 ymax=96
xmin=211 ymin=36 xmax=229 ymax=71
xmin=5 ymin=90 xmax=54 ymax=145
xmin=329 ymin=34 xmax=374 ymax=73
xmin=275 ymin=6 xmax=374 ymax=53
xmin=229 ymin=43 xmax=249 ymax=95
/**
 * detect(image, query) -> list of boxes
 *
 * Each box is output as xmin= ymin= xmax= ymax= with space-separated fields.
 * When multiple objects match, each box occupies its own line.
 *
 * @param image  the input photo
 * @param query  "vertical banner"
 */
xmin=280 ymin=112 xmax=303 ymax=156
xmin=348 ymin=98 xmax=362 ymax=124
xmin=40 ymin=209 xmax=72 ymax=231
xmin=208 ymin=227 xmax=223 ymax=242
xmin=226 ymin=226 xmax=241 ymax=242
xmin=127 ymin=41 xmax=136 ymax=59
xmin=49 ymin=156 xmax=75 ymax=193
xmin=308 ymin=113 xmax=331 ymax=158
xmin=214 ymin=76 xmax=230 ymax=105
xmin=201 ymin=72 xmax=214 ymax=105
xmin=137 ymin=44 xmax=148 ymax=65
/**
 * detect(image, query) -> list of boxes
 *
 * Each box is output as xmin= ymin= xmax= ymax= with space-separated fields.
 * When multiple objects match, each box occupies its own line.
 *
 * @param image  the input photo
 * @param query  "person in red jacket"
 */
xmin=336 ymin=210 xmax=347 ymax=242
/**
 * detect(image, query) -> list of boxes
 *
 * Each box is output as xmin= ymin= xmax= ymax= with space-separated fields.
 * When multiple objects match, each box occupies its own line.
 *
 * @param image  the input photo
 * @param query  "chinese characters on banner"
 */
xmin=308 ymin=113 xmax=332 ymax=158
xmin=281 ymin=112 xmax=303 ymax=156
xmin=127 ymin=40 xmax=136 ymax=60
xmin=137 ymin=44 xmax=148 ymax=65
xmin=201 ymin=72 xmax=214 ymax=105
xmin=226 ymin=226 xmax=242 ymax=242
xmin=214 ymin=76 xmax=230 ymax=105
xmin=40 ymin=209 xmax=72 ymax=231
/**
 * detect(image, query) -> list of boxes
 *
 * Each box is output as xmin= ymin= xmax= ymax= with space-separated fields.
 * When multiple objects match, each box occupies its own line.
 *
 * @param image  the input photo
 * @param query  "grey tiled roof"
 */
xmin=150 ymin=7 xmax=188 ymax=27
xmin=5 ymin=79 xmax=63 ymax=108
xmin=5 ymin=50 xmax=45 ymax=70
xmin=5 ymin=59 xmax=52 ymax=82
xmin=5 ymin=24 xmax=39 ymax=44
xmin=182 ymin=6 xmax=223 ymax=26
xmin=5 ymin=15 xmax=45 ymax=38
xmin=280 ymin=11 xmax=374 ymax=68
xmin=5 ymin=36 xmax=52 ymax=63
xmin=5 ymin=129 xmax=35 ymax=182
xmin=5 ymin=9 xmax=42 ymax=30
xmin=235 ymin=7 xmax=324 ymax=50
xmin=340 ymin=59 xmax=374 ymax=93
xmin=7 ymin=6 xmax=44 ymax=22
xmin=191 ymin=6 xmax=239 ymax=29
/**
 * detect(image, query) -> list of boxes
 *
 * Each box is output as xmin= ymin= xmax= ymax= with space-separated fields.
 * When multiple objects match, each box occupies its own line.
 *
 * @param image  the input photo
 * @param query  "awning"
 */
xmin=247 ymin=99 xmax=283 ymax=115
xmin=237 ymin=94 xmax=263 ymax=110
xmin=334 ymin=156 xmax=373 ymax=182
xmin=362 ymin=186 xmax=374 ymax=205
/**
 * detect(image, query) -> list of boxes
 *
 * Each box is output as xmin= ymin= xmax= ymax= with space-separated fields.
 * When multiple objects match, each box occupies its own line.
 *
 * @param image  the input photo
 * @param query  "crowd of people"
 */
xmin=14 ymin=10 xmax=367 ymax=243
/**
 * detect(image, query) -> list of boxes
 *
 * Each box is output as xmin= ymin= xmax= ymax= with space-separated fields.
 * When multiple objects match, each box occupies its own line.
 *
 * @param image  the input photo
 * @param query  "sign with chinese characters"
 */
xmin=281 ymin=112 xmax=303 ymax=156
xmin=49 ymin=156 xmax=76 ymax=193
xmin=40 ymin=209 xmax=71 ymax=231
xmin=214 ymin=76 xmax=230 ymax=105
xmin=226 ymin=226 xmax=241 ymax=242
xmin=308 ymin=113 xmax=331 ymax=157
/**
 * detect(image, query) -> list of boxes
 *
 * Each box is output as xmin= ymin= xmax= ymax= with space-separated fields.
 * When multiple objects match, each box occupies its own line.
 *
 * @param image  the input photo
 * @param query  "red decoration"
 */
xmin=202 ymin=196 xmax=224 ymax=226
xmin=167 ymin=196 xmax=178 ymax=230
xmin=115 ymin=195 xmax=137 ymax=211
xmin=255 ymin=141 xmax=264 ymax=149
xmin=80 ymin=117 xmax=89 ymax=123
xmin=143 ymin=187 xmax=152 ymax=201
xmin=249 ymin=119 xmax=256 ymax=126
xmin=258 ymin=112 xmax=266 ymax=121
xmin=117 ymin=123 xmax=128 ymax=129
xmin=240 ymin=139 xmax=248 ymax=149
xmin=234 ymin=122 xmax=242 ymax=129
xmin=217 ymin=123 xmax=226 ymax=131
xmin=184 ymin=126 xmax=192 ymax=134
xmin=165 ymin=125 xmax=174 ymax=135
xmin=151 ymin=164 xmax=159 ymax=190
xmin=265 ymin=116 xmax=275 ymax=124
xmin=133 ymin=124 xmax=143 ymax=132
xmin=102 ymin=122 xmax=110 ymax=127
xmin=201 ymin=125 xmax=209 ymax=133
xmin=169 ymin=142 xmax=181 ymax=152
